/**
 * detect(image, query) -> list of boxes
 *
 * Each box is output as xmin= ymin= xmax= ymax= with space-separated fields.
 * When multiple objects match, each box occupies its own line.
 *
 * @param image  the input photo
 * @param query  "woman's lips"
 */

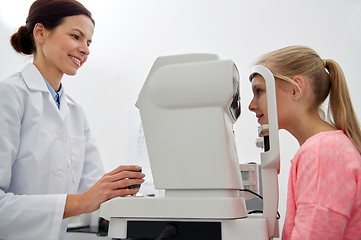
xmin=69 ymin=55 xmax=82 ymax=67
xmin=256 ymin=114 xmax=264 ymax=123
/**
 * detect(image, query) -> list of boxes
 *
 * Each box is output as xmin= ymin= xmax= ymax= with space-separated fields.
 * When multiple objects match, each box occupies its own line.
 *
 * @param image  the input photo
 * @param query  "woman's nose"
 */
xmin=80 ymin=43 xmax=90 ymax=56
xmin=248 ymin=98 xmax=256 ymax=112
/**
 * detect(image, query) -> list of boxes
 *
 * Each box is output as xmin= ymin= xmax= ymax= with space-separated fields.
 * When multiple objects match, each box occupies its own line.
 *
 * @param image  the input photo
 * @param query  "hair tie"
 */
xmin=322 ymin=59 xmax=327 ymax=68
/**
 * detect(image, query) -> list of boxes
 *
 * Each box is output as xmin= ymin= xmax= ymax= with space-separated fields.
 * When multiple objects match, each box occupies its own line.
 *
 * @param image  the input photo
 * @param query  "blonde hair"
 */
xmin=256 ymin=45 xmax=361 ymax=153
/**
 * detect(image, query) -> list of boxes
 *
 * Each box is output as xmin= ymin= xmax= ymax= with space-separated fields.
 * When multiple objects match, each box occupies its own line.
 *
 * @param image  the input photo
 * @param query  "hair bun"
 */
xmin=10 ymin=26 xmax=36 ymax=55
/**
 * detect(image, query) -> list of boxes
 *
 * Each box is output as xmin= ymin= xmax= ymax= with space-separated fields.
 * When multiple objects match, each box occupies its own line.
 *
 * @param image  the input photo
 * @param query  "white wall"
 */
xmin=1 ymin=0 xmax=361 ymax=237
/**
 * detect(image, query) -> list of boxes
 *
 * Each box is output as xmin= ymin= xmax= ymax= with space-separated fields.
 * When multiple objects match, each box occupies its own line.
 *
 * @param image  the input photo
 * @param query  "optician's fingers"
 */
xmin=111 ymin=178 xmax=145 ymax=190
xmin=107 ymin=171 xmax=145 ymax=182
xmin=105 ymin=165 xmax=142 ymax=176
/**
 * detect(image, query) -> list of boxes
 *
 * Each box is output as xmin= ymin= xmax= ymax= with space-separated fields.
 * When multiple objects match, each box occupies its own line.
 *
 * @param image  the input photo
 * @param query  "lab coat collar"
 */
xmin=21 ymin=63 xmax=49 ymax=93
xmin=21 ymin=63 xmax=73 ymax=120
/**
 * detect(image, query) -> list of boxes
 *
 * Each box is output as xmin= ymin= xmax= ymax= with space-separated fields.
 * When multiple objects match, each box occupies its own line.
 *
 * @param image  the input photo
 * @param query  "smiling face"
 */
xmin=33 ymin=14 xmax=94 ymax=83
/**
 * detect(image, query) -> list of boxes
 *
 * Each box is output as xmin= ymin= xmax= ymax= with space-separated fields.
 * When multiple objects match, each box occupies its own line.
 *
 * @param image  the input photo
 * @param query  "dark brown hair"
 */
xmin=10 ymin=0 xmax=94 ymax=55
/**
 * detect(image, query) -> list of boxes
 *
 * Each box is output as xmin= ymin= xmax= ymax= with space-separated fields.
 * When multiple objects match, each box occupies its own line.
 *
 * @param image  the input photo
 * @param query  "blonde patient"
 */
xmin=249 ymin=46 xmax=361 ymax=239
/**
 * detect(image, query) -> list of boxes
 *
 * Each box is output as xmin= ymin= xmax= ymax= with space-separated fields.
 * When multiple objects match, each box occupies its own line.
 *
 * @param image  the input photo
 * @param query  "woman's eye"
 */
xmin=71 ymin=34 xmax=80 ymax=40
xmin=255 ymin=89 xmax=263 ymax=95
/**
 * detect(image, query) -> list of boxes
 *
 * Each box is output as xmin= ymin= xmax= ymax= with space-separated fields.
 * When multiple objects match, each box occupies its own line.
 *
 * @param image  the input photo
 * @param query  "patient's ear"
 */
xmin=292 ymin=76 xmax=306 ymax=101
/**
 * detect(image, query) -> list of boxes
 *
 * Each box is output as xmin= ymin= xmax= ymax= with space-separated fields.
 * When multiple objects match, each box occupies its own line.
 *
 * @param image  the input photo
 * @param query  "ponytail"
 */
xmin=326 ymin=59 xmax=361 ymax=153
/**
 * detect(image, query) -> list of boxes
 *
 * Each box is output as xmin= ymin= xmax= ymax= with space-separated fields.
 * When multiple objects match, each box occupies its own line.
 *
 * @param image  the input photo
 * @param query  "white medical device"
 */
xmin=250 ymin=65 xmax=281 ymax=238
xmin=99 ymin=54 xmax=280 ymax=240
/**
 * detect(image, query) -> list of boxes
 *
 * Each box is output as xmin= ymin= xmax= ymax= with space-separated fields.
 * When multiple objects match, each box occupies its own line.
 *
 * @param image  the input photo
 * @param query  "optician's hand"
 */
xmin=63 ymin=165 xmax=145 ymax=219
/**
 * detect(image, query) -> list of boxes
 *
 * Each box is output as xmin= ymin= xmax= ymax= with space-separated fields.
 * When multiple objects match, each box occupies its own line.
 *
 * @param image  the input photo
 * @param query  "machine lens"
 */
xmin=230 ymin=64 xmax=241 ymax=121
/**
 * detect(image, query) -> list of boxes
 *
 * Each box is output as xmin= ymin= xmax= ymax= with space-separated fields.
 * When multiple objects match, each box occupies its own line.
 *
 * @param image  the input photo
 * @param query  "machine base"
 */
xmin=106 ymin=215 xmax=269 ymax=240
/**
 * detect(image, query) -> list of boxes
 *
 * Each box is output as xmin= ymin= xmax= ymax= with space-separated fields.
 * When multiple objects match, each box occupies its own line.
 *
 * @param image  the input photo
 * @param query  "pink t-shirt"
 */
xmin=282 ymin=130 xmax=361 ymax=240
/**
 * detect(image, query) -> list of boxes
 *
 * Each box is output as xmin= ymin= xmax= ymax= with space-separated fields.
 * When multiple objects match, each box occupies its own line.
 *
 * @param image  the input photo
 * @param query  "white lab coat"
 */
xmin=0 ymin=64 xmax=105 ymax=240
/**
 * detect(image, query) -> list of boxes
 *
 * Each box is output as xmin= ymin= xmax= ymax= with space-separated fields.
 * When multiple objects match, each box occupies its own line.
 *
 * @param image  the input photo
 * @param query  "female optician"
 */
xmin=0 ymin=0 xmax=145 ymax=239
